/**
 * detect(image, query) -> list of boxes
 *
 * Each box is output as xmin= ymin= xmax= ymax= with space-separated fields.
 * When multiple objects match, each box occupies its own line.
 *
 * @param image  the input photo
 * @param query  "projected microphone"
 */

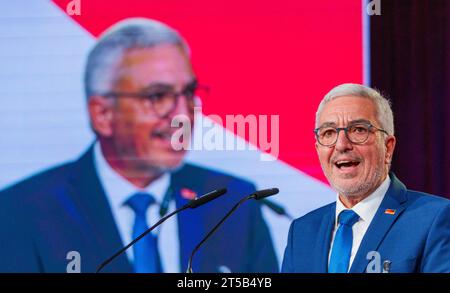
xmin=96 ymin=188 xmax=227 ymax=273
xmin=260 ymin=198 xmax=293 ymax=220
xmin=186 ymin=188 xmax=279 ymax=273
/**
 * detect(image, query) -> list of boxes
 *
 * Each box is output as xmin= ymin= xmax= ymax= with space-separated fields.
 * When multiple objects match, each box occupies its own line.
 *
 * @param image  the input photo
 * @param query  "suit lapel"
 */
xmin=316 ymin=204 xmax=336 ymax=272
xmin=349 ymin=174 xmax=408 ymax=273
xmin=67 ymin=145 xmax=133 ymax=273
xmin=169 ymin=167 xmax=207 ymax=272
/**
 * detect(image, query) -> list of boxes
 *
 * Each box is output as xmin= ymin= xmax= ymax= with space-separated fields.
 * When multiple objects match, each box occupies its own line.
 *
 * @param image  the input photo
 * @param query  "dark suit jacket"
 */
xmin=282 ymin=173 xmax=450 ymax=273
xmin=0 ymin=146 xmax=278 ymax=273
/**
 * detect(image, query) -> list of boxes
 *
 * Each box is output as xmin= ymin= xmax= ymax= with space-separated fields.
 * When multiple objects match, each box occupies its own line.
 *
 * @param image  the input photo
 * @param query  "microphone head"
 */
xmin=187 ymin=188 xmax=227 ymax=209
xmin=252 ymin=188 xmax=279 ymax=200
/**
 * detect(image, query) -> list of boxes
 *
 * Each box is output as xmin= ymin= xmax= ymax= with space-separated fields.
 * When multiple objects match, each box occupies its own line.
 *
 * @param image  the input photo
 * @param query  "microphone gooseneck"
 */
xmin=186 ymin=187 xmax=279 ymax=273
xmin=259 ymin=198 xmax=293 ymax=220
xmin=96 ymin=188 xmax=227 ymax=273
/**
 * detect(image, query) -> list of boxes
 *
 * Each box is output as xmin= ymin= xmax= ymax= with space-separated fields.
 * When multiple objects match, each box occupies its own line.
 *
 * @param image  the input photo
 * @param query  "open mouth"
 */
xmin=151 ymin=129 xmax=173 ymax=140
xmin=334 ymin=160 xmax=361 ymax=169
xmin=151 ymin=129 xmax=187 ymax=151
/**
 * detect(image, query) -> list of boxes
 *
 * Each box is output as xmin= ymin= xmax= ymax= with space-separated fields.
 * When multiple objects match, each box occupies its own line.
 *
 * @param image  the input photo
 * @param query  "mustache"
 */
xmin=330 ymin=154 xmax=362 ymax=164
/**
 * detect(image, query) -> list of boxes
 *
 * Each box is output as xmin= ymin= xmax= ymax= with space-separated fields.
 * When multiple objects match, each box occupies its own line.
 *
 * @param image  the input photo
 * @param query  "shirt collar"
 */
xmin=335 ymin=175 xmax=391 ymax=226
xmin=93 ymin=141 xmax=171 ymax=210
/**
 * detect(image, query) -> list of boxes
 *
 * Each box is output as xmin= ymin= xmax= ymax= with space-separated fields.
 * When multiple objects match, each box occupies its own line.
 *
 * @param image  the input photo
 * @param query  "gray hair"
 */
xmin=84 ymin=18 xmax=189 ymax=99
xmin=315 ymin=83 xmax=394 ymax=135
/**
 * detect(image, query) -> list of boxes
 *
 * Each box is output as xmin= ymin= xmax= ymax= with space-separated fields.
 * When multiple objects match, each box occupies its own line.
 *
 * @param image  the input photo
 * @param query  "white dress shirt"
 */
xmin=328 ymin=176 xmax=391 ymax=271
xmin=93 ymin=142 xmax=180 ymax=272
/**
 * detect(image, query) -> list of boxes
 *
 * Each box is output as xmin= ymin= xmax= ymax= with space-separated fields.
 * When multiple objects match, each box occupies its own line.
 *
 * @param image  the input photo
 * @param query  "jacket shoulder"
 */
xmin=0 ymin=160 xmax=76 ymax=200
xmin=402 ymin=190 xmax=450 ymax=232
xmin=291 ymin=202 xmax=335 ymax=228
xmin=404 ymin=189 xmax=450 ymax=211
xmin=174 ymin=163 xmax=256 ymax=189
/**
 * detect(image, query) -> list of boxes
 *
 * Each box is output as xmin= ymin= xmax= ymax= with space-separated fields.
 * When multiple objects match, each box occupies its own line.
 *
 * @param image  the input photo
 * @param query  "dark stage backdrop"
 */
xmin=371 ymin=0 xmax=450 ymax=199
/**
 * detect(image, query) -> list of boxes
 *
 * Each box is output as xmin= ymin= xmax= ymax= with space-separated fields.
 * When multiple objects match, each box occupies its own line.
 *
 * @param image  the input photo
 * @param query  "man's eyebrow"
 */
xmin=141 ymin=79 xmax=198 ymax=92
xmin=141 ymin=83 xmax=174 ymax=92
xmin=318 ymin=122 xmax=337 ymax=128
xmin=348 ymin=119 xmax=372 ymax=125
xmin=317 ymin=119 xmax=372 ymax=129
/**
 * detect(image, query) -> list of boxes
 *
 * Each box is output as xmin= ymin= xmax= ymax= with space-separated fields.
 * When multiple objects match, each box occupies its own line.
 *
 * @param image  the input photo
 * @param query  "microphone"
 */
xmin=186 ymin=187 xmax=279 ymax=273
xmin=251 ymin=188 xmax=279 ymax=200
xmin=96 ymin=188 xmax=227 ymax=273
xmin=188 ymin=188 xmax=228 ymax=208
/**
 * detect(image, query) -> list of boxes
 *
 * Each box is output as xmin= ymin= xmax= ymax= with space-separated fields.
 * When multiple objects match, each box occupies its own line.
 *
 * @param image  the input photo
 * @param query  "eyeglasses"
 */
xmin=99 ymin=82 xmax=209 ymax=118
xmin=314 ymin=122 xmax=389 ymax=147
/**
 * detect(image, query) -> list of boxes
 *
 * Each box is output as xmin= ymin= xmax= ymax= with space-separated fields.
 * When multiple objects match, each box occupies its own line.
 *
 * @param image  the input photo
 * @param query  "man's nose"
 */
xmin=334 ymin=129 xmax=353 ymax=152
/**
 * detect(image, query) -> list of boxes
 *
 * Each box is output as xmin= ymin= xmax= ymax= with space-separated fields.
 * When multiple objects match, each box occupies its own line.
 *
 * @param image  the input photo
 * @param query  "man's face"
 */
xmin=101 ymin=44 xmax=195 ymax=173
xmin=315 ymin=96 xmax=395 ymax=198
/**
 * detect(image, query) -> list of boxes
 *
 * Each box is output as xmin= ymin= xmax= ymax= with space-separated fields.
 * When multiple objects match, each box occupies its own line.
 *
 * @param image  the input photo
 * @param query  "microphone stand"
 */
xmin=185 ymin=188 xmax=278 ymax=273
xmin=97 ymin=205 xmax=188 ymax=273
xmin=186 ymin=196 xmax=250 ymax=273
xmin=96 ymin=188 xmax=227 ymax=273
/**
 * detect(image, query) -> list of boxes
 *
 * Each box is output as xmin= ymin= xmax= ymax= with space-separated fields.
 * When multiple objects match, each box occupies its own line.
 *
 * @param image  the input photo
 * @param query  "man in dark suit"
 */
xmin=0 ymin=18 xmax=277 ymax=273
xmin=282 ymin=83 xmax=450 ymax=273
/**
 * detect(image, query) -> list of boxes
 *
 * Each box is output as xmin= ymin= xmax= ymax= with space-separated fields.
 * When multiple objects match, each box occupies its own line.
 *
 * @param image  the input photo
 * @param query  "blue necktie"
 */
xmin=124 ymin=192 xmax=163 ymax=273
xmin=328 ymin=209 xmax=360 ymax=273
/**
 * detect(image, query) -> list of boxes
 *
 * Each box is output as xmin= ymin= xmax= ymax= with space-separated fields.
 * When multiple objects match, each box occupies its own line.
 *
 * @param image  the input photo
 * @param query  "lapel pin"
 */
xmin=180 ymin=188 xmax=197 ymax=200
xmin=384 ymin=209 xmax=396 ymax=215
xmin=382 ymin=260 xmax=392 ymax=273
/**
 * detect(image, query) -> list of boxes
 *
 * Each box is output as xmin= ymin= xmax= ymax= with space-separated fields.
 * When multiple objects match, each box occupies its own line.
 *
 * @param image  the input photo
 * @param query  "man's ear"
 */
xmin=88 ymin=96 xmax=114 ymax=137
xmin=384 ymin=135 xmax=396 ymax=164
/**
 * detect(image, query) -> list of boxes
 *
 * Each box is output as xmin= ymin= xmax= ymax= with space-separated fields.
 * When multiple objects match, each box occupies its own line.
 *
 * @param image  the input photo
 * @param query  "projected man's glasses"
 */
xmin=99 ymin=81 xmax=209 ymax=118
